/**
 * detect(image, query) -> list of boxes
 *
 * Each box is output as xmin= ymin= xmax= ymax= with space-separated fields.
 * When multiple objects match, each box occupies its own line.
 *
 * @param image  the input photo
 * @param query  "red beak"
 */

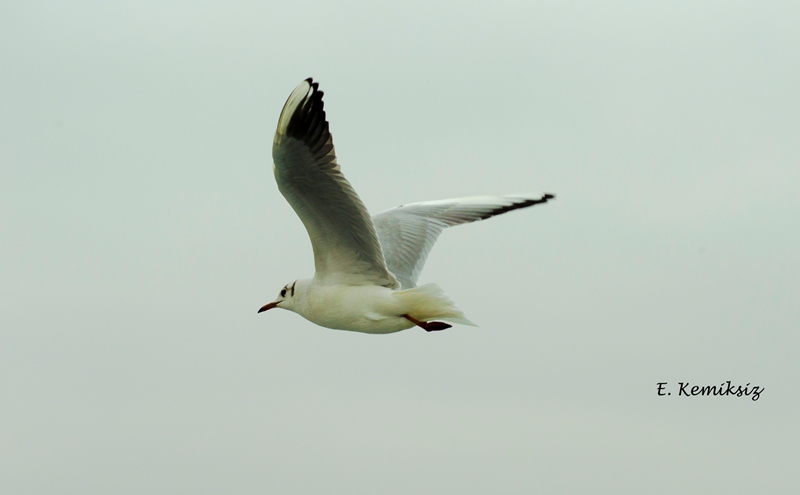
xmin=258 ymin=302 xmax=278 ymax=313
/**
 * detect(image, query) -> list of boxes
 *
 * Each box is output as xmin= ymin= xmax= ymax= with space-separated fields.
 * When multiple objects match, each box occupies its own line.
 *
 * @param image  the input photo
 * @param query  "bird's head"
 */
xmin=258 ymin=280 xmax=298 ymax=314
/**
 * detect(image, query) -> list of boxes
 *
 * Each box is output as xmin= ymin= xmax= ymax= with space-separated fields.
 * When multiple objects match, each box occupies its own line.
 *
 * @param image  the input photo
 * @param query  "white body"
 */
xmin=278 ymin=279 xmax=474 ymax=334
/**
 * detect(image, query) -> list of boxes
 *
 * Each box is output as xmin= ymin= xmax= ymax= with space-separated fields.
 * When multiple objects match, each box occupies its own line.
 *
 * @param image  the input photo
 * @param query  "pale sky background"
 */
xmin=1 ymin=1 xmax=798 ymax=493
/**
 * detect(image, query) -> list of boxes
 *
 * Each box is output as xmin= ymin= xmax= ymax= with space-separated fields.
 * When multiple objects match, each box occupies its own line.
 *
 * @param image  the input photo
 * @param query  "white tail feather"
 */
xmin=393 ymin=283 xmax=477 ymax=326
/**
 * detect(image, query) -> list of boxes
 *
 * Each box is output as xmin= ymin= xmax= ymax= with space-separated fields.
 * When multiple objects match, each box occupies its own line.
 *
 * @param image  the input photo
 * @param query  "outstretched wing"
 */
xmin=272 ymin=78 xmax=398 ymax=288
xmin=372 ymin=194 xmax=554 ymax=289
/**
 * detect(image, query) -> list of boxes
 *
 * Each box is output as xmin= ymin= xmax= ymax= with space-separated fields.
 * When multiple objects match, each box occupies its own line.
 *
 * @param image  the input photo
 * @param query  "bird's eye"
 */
xmin=280 ymin=288 xmax=287 ymax=297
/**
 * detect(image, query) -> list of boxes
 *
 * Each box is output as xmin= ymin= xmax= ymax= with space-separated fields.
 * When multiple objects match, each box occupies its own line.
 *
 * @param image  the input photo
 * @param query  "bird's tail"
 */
xmin=393 ymin=283 xmax=477 ymax=326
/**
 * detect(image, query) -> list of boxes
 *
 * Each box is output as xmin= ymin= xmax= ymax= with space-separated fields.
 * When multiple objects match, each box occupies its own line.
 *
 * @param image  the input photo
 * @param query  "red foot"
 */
xmin=403 ymin=314 xmax=452 ymax=332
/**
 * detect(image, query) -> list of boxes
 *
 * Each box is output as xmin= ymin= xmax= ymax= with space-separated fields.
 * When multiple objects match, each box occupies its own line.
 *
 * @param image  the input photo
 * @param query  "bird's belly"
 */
xmin=304 ymin=286 xmax=414 ymax=334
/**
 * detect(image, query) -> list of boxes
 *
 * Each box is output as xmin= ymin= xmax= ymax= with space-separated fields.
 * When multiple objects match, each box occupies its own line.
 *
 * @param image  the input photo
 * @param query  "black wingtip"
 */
xmin=480 ymin=194 xmax=555 ymax=218
xmin=302 ymin=77 xmax=319 ymax=94
xmin=280 ymin=78 xmax=334 ymax=164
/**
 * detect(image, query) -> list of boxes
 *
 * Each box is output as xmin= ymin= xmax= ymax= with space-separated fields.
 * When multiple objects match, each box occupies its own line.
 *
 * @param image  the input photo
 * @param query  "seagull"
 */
xmin=258 ymin=78 xmax=554 ymax=334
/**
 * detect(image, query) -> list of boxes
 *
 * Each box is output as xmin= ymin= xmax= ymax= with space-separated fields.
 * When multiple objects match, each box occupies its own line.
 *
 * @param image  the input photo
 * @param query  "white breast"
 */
xmin=300 ymin=283 xmax=415 ymax=334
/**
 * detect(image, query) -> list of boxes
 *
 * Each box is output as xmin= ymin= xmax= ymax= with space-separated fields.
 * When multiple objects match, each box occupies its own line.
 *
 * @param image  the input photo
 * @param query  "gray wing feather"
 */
xmin=372 ymin=194 xmax=554 ymax=289
xmin=273 ymin=79 xmax=398 ymax=288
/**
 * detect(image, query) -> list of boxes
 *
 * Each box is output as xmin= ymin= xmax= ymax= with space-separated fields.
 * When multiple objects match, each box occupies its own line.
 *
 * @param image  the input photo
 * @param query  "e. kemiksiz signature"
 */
xmin=657 ymin=381 xmax=763 ymax=401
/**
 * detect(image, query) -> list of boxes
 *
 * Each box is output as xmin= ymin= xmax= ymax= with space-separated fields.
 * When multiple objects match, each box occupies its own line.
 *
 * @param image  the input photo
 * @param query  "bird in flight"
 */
xmin=258 ymin=78 xmax=554 ymax=334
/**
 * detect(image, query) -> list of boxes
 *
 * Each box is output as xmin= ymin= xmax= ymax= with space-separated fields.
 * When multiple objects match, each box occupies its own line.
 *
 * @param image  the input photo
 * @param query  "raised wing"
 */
xmin=372 ymin=194 xmax=554 ymax=289
xmin=272 ymin=78 xmax=398 ymax=288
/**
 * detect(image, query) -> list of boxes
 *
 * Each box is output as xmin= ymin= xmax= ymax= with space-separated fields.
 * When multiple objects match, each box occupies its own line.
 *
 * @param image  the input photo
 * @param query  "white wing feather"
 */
xmin=272 ymin=79 xmax=399 ymax=288
xmin=372 ymin=194 xmax=554 ymax=289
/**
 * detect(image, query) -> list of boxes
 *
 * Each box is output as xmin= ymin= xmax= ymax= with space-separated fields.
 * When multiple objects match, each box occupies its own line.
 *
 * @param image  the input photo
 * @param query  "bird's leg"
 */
xmin=403 ymin=314 xmax=452 ymax=332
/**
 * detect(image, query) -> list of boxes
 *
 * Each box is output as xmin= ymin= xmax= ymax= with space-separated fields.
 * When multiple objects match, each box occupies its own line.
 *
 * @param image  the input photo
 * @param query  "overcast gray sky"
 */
xmin=1 ymin=1 xmax=798 ymax=493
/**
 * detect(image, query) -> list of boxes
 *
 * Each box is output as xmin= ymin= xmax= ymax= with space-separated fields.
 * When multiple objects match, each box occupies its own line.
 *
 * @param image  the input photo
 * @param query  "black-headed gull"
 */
xmin=258 ymin=78 xmax=554 ymax=334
